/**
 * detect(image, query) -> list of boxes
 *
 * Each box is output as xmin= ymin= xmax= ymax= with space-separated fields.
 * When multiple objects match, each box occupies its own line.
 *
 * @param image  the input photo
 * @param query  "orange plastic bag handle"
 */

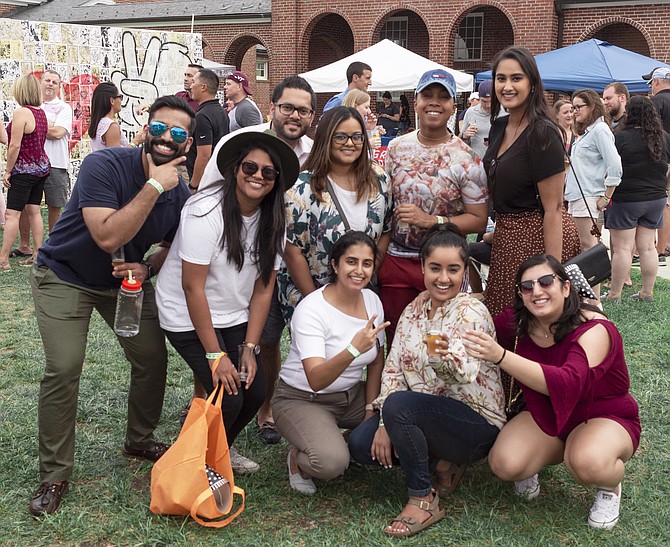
xmin=190 ymin=486 xmax=245 ymax=528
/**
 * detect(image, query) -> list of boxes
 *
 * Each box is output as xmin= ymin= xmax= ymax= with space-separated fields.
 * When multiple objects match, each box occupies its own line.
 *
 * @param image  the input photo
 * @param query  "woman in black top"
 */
xmin=482 ymin=47 xmax=580 ymax=317
xmin=605 ymin=96 xmax=670 ymax=303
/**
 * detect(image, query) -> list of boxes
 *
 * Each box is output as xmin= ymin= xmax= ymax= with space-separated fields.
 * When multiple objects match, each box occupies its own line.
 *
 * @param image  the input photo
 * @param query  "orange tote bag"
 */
xmin=150 ymin=375 xmax=245 ymax=527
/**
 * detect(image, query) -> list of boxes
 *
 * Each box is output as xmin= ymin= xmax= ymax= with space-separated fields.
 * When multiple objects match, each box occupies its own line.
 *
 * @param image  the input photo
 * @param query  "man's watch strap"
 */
xmin=141 ymin=260 xmax=155 ymax=279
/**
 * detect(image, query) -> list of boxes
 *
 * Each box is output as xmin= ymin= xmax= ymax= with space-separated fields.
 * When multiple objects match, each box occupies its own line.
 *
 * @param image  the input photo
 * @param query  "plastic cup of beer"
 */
xmin=111 ymin=247 xmax=125 ymax=266
xmin=423 ymin=321 xmax=442 ymax=363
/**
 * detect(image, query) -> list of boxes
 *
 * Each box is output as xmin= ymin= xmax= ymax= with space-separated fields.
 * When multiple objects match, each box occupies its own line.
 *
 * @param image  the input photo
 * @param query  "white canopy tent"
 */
xmin=300 ymin=40 xmax=473 ymax=94
xmin=202 ymin=58 xmax=235 ymax=78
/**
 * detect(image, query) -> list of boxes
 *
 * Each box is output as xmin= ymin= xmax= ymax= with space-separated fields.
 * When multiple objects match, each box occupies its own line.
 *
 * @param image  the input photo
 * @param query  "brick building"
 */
xmin=5 ymin=0 xmax=670 ymax=116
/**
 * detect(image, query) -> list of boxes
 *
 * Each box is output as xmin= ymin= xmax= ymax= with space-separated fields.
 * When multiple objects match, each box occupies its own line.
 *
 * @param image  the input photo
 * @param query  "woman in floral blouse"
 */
xmin=277 ymin=106 xmax=392 ymax=321
xmin=349 ymin=224 xmax=505 ymax=538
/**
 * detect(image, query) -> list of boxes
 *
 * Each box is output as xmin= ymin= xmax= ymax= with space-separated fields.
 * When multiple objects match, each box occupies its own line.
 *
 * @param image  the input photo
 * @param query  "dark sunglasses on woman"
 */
xmin=517 ymin=274 xmax=558 ymax=294
xmin=240 ymin=161 xmax=279 ymax=182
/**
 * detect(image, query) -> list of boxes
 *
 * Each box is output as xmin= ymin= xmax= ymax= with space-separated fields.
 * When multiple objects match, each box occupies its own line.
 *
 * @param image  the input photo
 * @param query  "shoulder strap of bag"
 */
xmin=191 ymin=486 xmax=245 ymax=528
xmin=326 ymin=178 xmax=352 ymax=232
xmin=566 ymin=154 xmax=601 ymax=239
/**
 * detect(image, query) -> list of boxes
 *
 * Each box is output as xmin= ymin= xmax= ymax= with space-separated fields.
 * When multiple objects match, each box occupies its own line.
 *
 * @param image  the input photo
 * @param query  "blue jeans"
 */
xmin=349 ymin=391 xmax=500 ymax=496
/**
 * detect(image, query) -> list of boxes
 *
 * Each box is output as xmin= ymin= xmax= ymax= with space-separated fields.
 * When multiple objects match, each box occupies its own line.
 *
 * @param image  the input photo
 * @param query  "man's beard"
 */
xmin=144 ymin=136 xmax=186 ymax=166
xmin=273 ymin=118 xmax=306 ymax=144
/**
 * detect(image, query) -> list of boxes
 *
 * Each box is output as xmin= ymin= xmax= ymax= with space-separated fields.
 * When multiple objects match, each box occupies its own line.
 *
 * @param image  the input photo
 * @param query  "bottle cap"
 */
xmin=121 ymin=271 xmax=142 ymax=291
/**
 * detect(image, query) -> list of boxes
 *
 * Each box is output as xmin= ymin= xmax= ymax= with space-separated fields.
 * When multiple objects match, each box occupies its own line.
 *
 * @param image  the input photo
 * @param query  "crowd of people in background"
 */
xmin=5 ymin=43 xmax=669 ymax=536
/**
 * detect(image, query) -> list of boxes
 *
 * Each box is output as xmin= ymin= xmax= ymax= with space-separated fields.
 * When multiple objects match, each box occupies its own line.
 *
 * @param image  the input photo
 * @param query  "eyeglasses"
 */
xmin=517 ymin=274 xmax=558 ymax=294
xmin=332 ymin=132 xmax=365 ymax=145
xmin=114 ymin=94 xmax=124 ymax=100
xmin=240 ymin=161 xmax=279 ymax=182
xmin=572 ymin=103 xmax=587 ymax=111
xmin=147 ymin=121 xmax=189 ymax=144
xmin=276 ymin=103 xmax=314 ymax=119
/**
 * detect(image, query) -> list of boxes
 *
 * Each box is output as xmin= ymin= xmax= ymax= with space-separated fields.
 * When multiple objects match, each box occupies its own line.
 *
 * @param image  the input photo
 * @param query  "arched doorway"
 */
xmin=305 ymin=13 xmax=354 ymax=71
xmin=590 ymin=23 xmax=650 ymax=57
xmin=224 ymin=35 xmax=270 ymax=117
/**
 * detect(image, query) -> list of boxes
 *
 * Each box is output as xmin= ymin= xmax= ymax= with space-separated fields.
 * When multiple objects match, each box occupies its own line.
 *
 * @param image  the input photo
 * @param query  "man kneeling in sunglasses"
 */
xmin=29 ymin=95 xmax=194 ymax=517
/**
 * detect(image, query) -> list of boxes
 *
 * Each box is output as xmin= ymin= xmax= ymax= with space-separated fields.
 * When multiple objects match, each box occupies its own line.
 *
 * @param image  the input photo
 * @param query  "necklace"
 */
xmin=417 ymin=130 xmax=450 ymax=145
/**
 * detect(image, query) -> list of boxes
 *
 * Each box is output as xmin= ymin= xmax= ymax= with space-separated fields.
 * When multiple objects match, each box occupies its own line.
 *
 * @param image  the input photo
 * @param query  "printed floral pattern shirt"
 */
xmin=278 ymin=165 xmax=392 ymax=321
xmin=385 ymin=131 xmax=488 ymax=258
xmin=374 ymin=292 xmax=506 ymax=429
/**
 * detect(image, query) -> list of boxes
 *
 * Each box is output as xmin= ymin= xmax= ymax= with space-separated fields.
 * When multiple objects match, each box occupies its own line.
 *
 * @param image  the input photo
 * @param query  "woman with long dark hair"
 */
xmin=156 ymin=130 xmax=299 ymax=473
xmin=482 ymin=46 xmax=580 ymax=316
xmin=463 ymin=254 xmax=640 ymax=530
xmin=349 ymin=224 xmax=504 ymax=538
xmin=278 ymin=106 xmax=392 ymax=322
xmin=272 ymin=231 xmax=388 ymax=495
xmin=89 ymin=82 xmax=143 ymax=150
xmin=605 ymin=96 xmax=670 ymax=302
xmin=566 ymin=89 xmax=622 ymax=304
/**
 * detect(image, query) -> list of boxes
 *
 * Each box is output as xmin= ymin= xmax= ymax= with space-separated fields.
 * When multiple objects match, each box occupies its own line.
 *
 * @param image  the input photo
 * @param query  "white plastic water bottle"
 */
xmin=114 ymin=272 xmax=143 ymax=337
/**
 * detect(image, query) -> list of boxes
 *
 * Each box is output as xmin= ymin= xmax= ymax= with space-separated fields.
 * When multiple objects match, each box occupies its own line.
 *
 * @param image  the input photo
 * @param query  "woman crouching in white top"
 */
xmin=156 ymin=130 xmax=299 ymax=474
xmin=272 ymin=231 xmax=390 ymax=494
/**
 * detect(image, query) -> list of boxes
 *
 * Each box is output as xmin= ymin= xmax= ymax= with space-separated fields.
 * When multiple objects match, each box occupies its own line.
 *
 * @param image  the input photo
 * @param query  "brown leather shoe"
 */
xmin=30 ymin=481 xmax=69 ymax=517
xmin=123 ymin=441 xmax=170 ymax=462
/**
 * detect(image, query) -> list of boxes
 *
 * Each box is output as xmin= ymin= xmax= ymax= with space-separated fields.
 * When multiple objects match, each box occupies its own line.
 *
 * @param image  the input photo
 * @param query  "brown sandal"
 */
xmin=433 ymin=460 xmax=468 ymax=496
xmin=384 ymin=493 xmax=445 ymax=538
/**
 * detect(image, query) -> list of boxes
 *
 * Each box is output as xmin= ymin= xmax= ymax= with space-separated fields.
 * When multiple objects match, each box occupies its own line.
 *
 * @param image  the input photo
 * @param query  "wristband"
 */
xmin=146 ymin=178 xmax=164 ymax=195
xmin=436 ymin=215 xmax=445 ymax=224
xmin=494 ymin=348 xmax=507 ymax=365
xmin=129 ymin=142 xmax=138 ymax=148
xmin=346 ymin=343 xmax=361 ymax=359
xmin=187 ymin=183 xmax=199 ymax=191
xmin=365 ymin=403 xmax=374 ymax=412
xmin=378 ymin=417 xmax=385 ymax=427
xmin=205 ymin=351 xmax=226 ymax=360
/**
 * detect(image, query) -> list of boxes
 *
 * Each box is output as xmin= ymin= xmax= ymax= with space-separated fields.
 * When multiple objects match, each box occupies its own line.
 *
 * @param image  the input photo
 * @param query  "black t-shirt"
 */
xmin=483 ymin=117 xmax=566 ymax=214
xmin=186 ymin=99 xmax=230 ymax=176
xmin=378 ymin=102 xmax=400 ymax=132
xmin=652 ymin=89 xmax=670 ymax=133
xmin=38 ymin=147 xmax=190 ymax=290
xmin=613 ymin=128 xmax=670 ymax=203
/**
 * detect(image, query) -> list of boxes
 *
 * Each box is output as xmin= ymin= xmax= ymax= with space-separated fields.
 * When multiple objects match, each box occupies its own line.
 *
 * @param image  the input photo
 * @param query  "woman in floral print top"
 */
xmin=349 ymin=224 xmax=505 ymax=538
xmin=278 ymin=107 xmax=392 ymax=321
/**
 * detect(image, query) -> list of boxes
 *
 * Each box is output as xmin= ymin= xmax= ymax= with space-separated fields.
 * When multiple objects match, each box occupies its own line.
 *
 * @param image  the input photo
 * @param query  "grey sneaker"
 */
xmin=229 ymin=447 xmax=259 ymax=474
xmin=514 ymin=474 xmax=540 ymax=500
xmin=588 ymin=486 xmax=621 ymax=529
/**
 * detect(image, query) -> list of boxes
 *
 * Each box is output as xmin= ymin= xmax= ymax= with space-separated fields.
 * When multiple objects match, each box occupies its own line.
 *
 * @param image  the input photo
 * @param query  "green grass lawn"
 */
xmin=1 ymin=242 xmax=669 ymax=545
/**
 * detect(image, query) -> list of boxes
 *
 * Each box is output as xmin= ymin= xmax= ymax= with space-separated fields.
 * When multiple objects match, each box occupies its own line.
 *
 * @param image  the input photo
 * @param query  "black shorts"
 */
xmin=6 ymin=173 xmax=47 ymax=211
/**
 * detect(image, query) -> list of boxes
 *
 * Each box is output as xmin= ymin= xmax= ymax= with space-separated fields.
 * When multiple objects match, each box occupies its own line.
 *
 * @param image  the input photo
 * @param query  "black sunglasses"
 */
xmin=240 ymin=161 xmax=279 ymax=182
xmin=517 ymin=274 xmax=558 ymax=294
xmin=148 ymin=121 xmax=189 ymax=144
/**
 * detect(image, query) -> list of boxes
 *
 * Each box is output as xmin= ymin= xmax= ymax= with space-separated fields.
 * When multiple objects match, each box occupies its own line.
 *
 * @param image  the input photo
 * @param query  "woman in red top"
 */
xmin=462 ymin=254 xmax=640 ymax=531
xmin=0 ymin=74 xmax=50 ymax=270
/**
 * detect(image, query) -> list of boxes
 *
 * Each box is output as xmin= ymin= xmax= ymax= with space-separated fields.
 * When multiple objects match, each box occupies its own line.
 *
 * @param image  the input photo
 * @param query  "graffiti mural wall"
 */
xmin=0 ymin=18 xmax=202 ymax=181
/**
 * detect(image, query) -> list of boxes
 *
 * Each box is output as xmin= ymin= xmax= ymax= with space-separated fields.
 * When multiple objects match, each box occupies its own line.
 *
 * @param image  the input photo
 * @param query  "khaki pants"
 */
xmin=31 ymin=265 xmax=168 ymax=482
xmin=271 ymin=379 xmax=365 ymax=480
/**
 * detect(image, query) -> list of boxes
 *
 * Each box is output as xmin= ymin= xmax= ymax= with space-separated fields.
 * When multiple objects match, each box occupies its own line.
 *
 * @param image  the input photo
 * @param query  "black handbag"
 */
xmin=562 ymin=157 xmax=612 ymax=288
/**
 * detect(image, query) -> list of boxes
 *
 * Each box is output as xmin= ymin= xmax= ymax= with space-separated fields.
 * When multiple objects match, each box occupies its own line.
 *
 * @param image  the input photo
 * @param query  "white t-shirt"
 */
xmin=328 ymin=179 xmax=368 ymax=231
xmin=41 ymin=97 xmax=72 ymax=169
xmin=279 ymin=286 xmax=385 ymax=394
xmin=156 ymin=187 xmax=281 ymax=332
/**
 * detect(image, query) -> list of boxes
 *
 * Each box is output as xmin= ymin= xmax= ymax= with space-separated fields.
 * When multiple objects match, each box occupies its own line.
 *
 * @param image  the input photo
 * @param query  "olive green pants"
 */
xmin=31 ymin=265 xmax=168 ymax=482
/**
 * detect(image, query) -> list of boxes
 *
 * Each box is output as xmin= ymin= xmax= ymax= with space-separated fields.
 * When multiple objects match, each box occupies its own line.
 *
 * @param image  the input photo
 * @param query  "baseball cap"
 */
xmin=642 ymin=67 xmax=670 ymax=81
xmin=468 ymin=92 xmax=479 ymax=100
xmin=478 ymin=80 xmax=493 ymax=98
xmin=227 ymin=71 xmax=253 ymax=95
xmin=415 ymin=69 xmax=457 ymax=99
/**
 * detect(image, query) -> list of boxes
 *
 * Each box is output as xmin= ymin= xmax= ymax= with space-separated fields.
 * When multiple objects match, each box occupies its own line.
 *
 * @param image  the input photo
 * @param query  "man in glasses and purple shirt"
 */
xmin=195 ymin=76 xmax=315 ymax=453
xmin=28 ymin=95 xmax=194 ymax=517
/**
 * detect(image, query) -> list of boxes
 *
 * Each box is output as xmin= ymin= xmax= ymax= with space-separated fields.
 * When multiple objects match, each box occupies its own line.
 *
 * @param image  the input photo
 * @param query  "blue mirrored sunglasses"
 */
xmin=148 ymin=121 xmax=189 ymax=144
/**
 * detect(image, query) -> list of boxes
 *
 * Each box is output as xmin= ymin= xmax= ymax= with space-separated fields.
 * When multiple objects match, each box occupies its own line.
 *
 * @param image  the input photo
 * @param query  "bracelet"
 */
xmin=187 ymin=183 xmax=198 ymax=191
xmin=365 ymin=403 xmax=374 ymax=412
xmin=436 ymin=215 xmax=445 ymax=225
xmin=494 ymin=348 xmax=507 ymax=365
xmin=346 ymin=343 xmax=361 ymax=359
xmin=378 ymin=417 xmax=385 ymax=427
xmin=146 ymin=178 xmax=164 ymax=195
xmin=205 ymin=351 xmax=227 ymax=360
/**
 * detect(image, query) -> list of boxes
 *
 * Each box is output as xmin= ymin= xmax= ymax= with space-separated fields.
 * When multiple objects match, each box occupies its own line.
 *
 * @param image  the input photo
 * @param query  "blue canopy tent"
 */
xmin=476 ymin=39 xmax=670 ymax=93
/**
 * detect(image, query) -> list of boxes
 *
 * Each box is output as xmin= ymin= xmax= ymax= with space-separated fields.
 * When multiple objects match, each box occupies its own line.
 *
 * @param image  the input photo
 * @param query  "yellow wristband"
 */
xmin=346 ymin=343 xmax=361 ymax=359
xmin=436 ymin=215 xmax=445 ymax=224
xmin=146 ymin=178 xmax=164 ymax=195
